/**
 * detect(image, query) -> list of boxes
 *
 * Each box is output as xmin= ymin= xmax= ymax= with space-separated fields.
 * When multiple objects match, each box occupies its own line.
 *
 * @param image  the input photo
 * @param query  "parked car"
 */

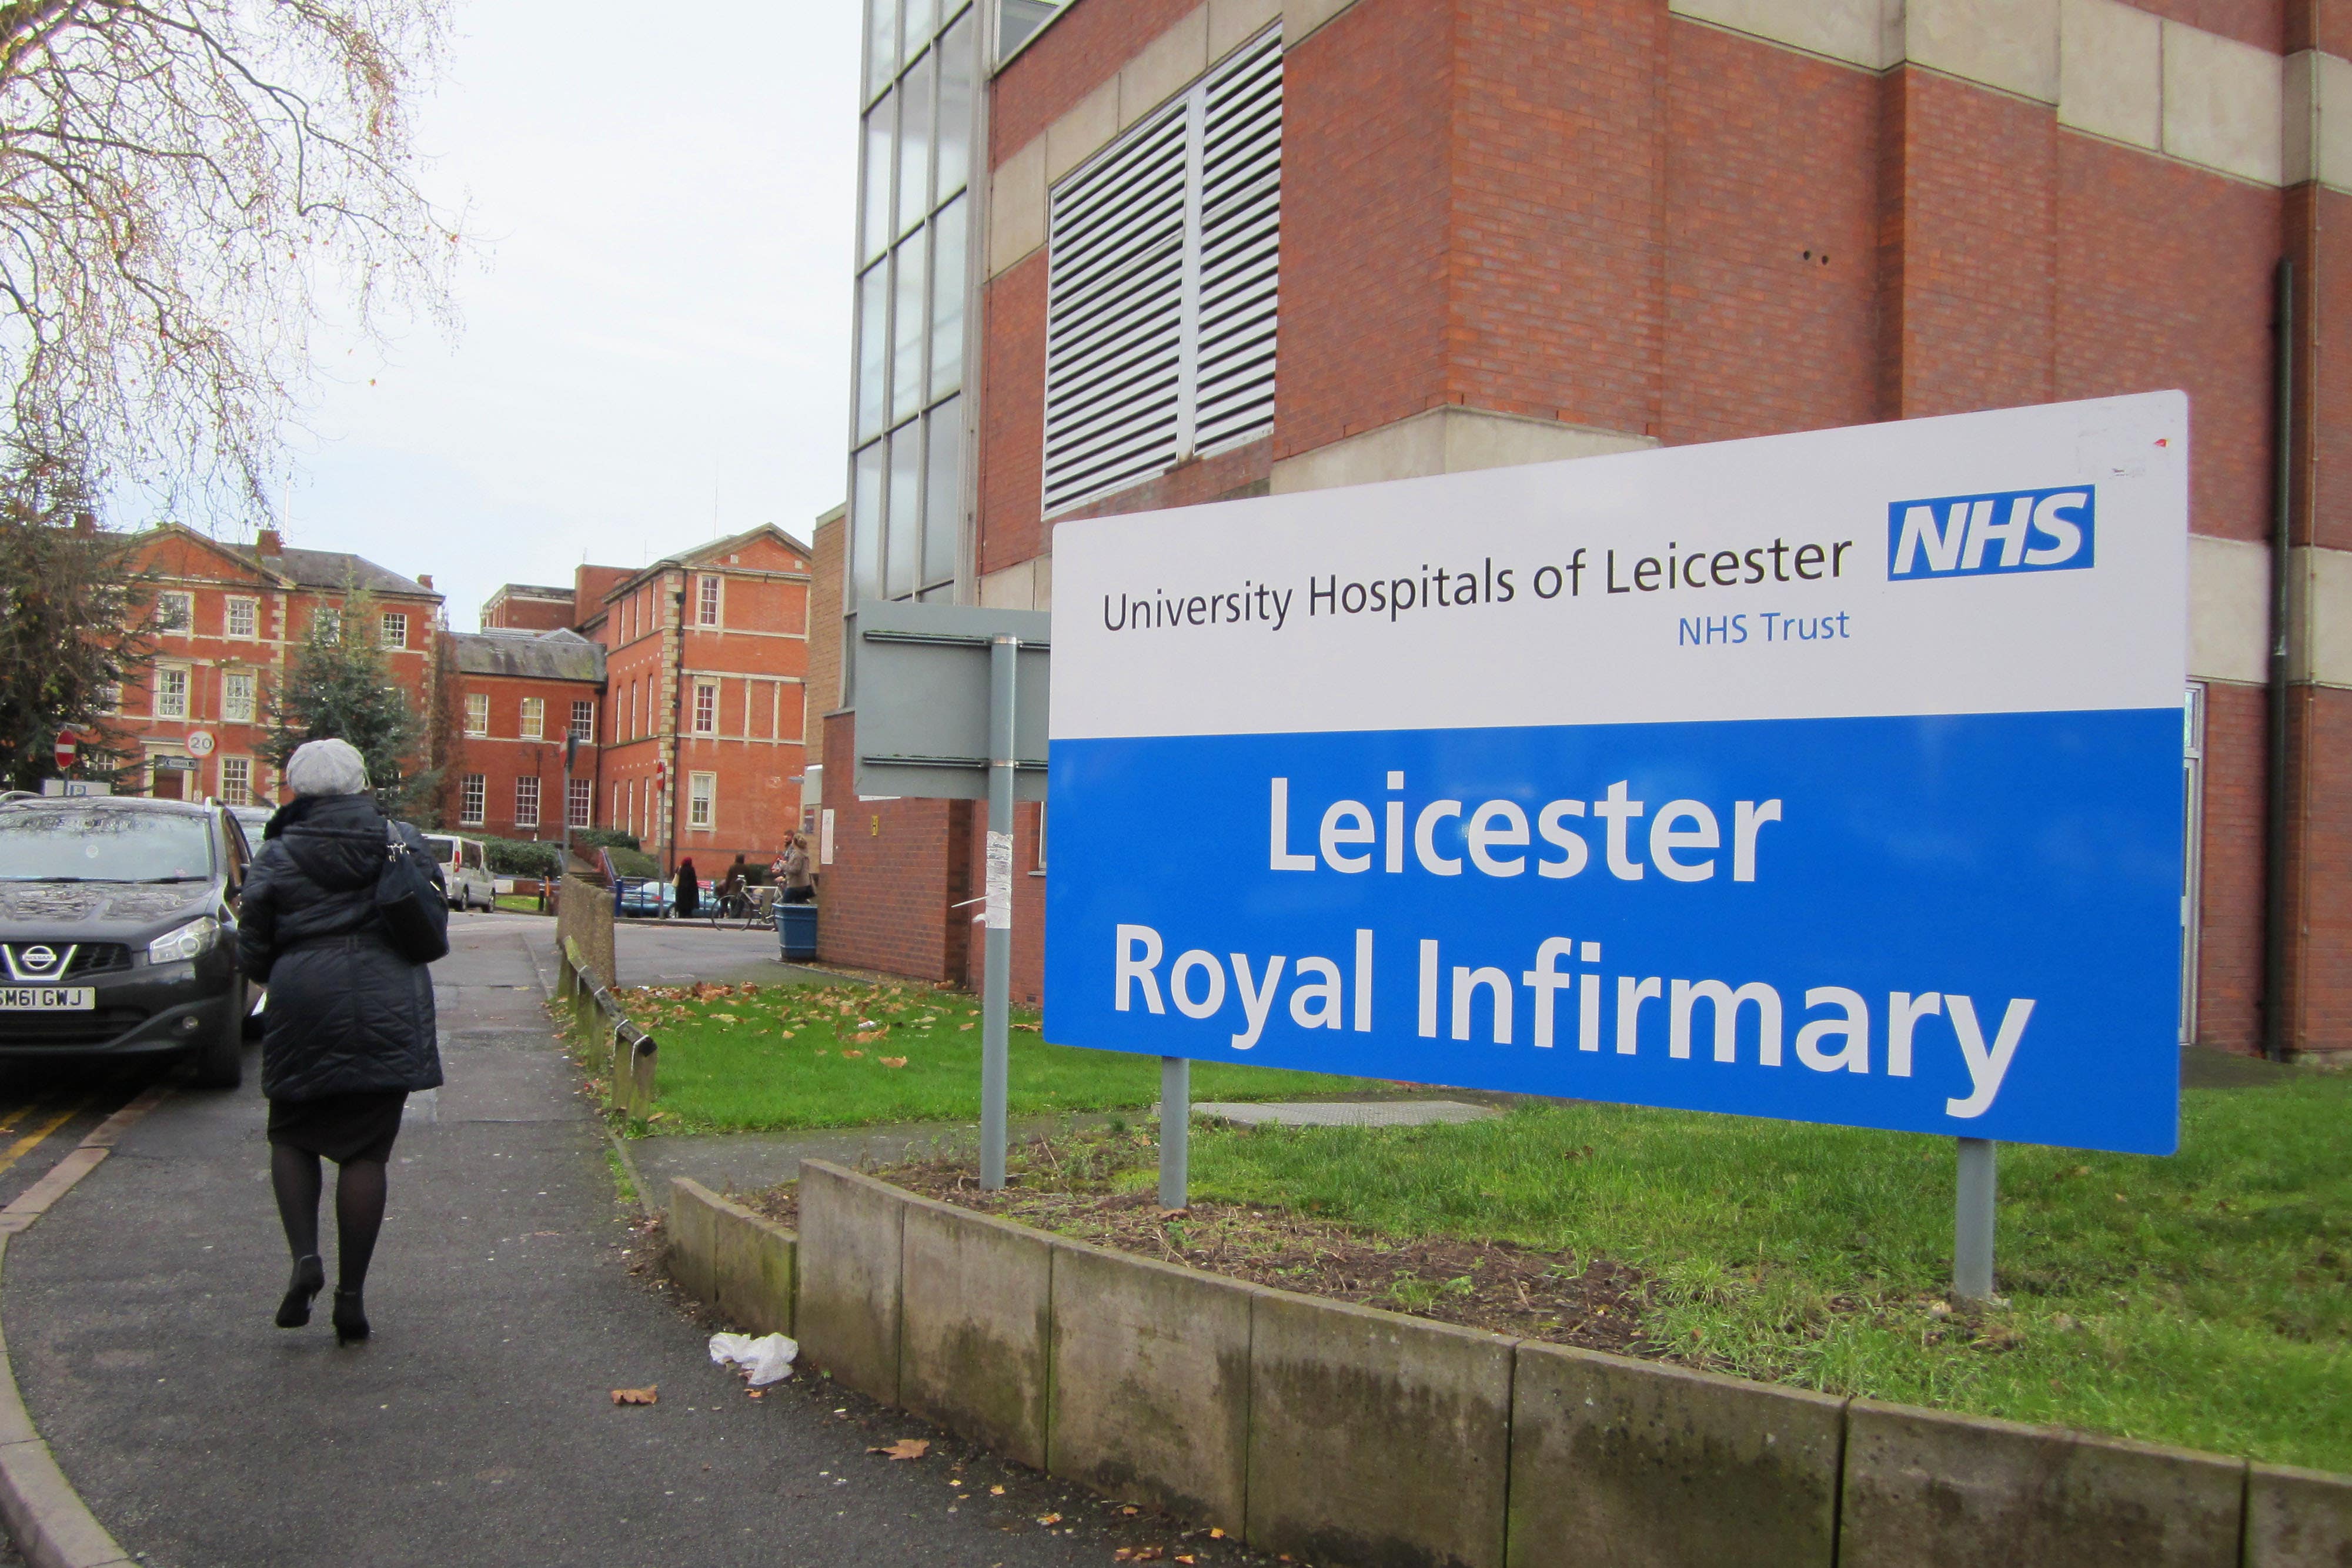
xmin=228 ymin=804 xmax=273 ymax=842
xmin=422 ymin=834 xmax=497 ymax=911
xmin=0 ymin=794 xmax=253 ymax=1086
xmin=614 ymin=876 xmax=674 ymax=919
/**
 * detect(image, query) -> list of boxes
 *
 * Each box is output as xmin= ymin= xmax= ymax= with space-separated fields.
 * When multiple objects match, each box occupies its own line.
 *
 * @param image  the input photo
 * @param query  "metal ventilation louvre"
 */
xmin=1041 ymin=26 xmax=1282 ymax=517
xmin=1041 ymin=112 xmax=1187 ymax=517
xmin=1194 ymin=33 xmax=1283 ymax=454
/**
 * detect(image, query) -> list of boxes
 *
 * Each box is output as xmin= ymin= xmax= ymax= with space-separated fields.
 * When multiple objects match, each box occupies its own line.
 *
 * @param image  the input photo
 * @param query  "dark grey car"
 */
xmin=0 ymin=795 xmax=254 ymax=1086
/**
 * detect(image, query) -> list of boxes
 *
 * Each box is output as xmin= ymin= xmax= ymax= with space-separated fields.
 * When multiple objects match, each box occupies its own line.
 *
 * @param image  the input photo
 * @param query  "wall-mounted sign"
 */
xmin=186 ymin=731 xmax=216 ymax=757
xmin=1045 ymin=394 xmax=2189 ymax=1155
xmin=150 ymin=755 xmax=199 ymax=773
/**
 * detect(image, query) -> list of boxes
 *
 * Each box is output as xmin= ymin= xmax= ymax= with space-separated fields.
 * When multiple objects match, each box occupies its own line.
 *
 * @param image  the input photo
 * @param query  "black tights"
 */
xmin=270 ymin=1145 xmax=387 ymax=1293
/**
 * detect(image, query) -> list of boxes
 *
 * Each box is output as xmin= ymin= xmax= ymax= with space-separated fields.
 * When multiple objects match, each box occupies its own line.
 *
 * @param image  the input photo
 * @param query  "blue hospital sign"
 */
xmin=1044 ymin=394 xmax=2189 ymax=1155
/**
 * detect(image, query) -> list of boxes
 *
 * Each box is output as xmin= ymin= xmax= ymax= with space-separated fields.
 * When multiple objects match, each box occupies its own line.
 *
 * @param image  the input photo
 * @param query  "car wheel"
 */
xmin=191 ymin=981 xmax=245 ymax=1089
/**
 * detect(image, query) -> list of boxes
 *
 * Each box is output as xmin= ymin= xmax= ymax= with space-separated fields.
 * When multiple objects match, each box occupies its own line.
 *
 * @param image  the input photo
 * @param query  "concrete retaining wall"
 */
xmin=664 ymin=1164 xmax=2348 ymax=1568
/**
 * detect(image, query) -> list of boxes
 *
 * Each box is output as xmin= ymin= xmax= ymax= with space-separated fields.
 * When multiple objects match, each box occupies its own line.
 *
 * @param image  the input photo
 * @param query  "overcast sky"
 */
xmin=278 ymin=1 xmax=863 ymax=632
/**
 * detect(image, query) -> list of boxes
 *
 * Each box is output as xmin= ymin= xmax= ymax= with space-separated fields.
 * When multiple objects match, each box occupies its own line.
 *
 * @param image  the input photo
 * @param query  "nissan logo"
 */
xmin=17 ymin=945 xmax=56 ymax=972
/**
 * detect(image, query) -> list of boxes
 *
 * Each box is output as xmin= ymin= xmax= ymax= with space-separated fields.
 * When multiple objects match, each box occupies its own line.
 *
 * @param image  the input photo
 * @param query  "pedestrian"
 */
xmin=721 ymin=853 xmax=749 ymax=915
xmin=237 ymin=738 xmax=446 ymax=1345
xmin=779 ymin=833 xmax=814 ymax=904
xmin=674 ymin=856 xmax=700 ymax=919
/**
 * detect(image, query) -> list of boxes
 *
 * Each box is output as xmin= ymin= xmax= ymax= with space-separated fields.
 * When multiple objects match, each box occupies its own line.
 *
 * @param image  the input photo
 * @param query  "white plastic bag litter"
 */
xmin=709 ymin=1332 xmax=799 ymax=1386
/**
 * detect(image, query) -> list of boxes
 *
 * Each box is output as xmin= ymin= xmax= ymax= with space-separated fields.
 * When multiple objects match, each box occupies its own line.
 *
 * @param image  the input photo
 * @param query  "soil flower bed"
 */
xmin=747 ymin=1074 xmax=2352 ymax=1473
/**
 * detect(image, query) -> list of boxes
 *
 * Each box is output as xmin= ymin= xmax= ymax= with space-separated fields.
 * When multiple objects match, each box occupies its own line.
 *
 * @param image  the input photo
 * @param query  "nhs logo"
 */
xmin=1887 ymin=486 xmax=2095 ymax=581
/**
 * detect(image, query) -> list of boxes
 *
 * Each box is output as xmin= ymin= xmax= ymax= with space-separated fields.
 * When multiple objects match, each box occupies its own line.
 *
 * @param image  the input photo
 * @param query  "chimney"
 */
xmin=418 ymin=574 xmax=435 ymax=590
xmin=71 ymin=512 xmax=95 ymax=534
xmin=256 ymin=529 xmax=282 ymax=556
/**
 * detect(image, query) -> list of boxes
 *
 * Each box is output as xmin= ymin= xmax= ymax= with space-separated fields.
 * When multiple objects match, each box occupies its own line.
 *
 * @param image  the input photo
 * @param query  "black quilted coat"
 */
xmin=236 ymin=793 xmax=445 ymax=1102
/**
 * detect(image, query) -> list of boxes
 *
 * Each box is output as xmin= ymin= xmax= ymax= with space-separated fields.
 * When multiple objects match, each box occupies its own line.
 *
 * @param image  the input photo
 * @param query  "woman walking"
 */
xmin=674 ymin=856 xmax=700 ymax=920
xmin=238 ymin=740 xmax=445 ymax=1344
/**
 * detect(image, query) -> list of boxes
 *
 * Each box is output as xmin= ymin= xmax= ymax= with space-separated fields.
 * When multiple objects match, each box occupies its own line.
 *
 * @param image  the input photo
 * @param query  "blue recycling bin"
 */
xmin=775 ymin=901 xmax=818 ymax=960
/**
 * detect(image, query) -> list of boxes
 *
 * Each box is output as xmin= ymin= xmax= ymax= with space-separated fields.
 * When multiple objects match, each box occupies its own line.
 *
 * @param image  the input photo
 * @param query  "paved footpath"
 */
xmin=1 ymin=920 xmax=1255 ymax=1568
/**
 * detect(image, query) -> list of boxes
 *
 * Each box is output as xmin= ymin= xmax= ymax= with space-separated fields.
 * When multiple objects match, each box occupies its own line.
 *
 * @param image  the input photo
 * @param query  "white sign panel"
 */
xmin=1044 ymin=395 xmax=2188 ymax=1155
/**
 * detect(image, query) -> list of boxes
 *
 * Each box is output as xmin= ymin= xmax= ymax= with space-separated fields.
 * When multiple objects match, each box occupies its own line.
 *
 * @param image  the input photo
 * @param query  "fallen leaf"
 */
xmin=610 ymin=1386 xmax=658 ymax=1405
xmin=841 ymin=1049 xmax=864 ymax=1059
xmin=1121 ymin=1506 xmax=1139 ymax=1516
xmin=746 ymin=1389 xmax=764 ymax=1399
xmin=960 ymin=1022 xmax=975 ymax=1031
xmin=990 ymin=1485 xmax=1005 ymax=1496
xmin=1012 ymin=1021 xmax=1041 ymax=1033
xmin=1208 ymin=1529 xmax=1224 ymax=1539
xmin=1177 ymin=1557 xmax=1196 ymax=1565
xmin=1036 ymin=1513 xmax=1063 ymax=1526
xmin=880 ymin=1057 xmax=908 ymax=1068
xmin=851 ymin=1029 xmax=886 ymax=1044
xmin=868 ymin=1438 xmax=929 ymax=1460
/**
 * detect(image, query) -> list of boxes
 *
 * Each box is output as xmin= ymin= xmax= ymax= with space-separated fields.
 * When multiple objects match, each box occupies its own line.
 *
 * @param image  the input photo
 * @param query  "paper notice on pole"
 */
xmin=820 ymin=809 xmax=835 ymax=865
xmin=985 ymin=830 xmax=1014 ymax=930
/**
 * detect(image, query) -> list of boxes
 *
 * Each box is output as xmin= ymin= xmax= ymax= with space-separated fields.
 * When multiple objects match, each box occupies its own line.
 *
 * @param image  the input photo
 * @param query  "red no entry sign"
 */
xmin=52 ymin=733 xmax=76 ymax=770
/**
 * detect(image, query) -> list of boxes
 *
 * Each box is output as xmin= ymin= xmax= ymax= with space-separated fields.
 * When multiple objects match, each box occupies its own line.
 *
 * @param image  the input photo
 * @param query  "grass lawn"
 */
xmin=493 ymin=895 xmax=545 ymax=914
xmin=1140 ymin=1072 xmax=2352 ymax=1471
xmin=617 ymin=978 xmax=1380 ymax=1132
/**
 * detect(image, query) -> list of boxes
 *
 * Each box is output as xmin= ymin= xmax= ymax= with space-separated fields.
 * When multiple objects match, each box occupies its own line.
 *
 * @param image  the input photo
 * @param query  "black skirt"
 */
xmin=267 ymin=1090 xmax=408 ymax=1164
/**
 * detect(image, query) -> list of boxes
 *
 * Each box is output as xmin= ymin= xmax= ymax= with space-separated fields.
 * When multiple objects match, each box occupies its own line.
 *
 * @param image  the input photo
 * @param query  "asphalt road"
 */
xmin=0 ymin=917 xmax=1269 ymax=1567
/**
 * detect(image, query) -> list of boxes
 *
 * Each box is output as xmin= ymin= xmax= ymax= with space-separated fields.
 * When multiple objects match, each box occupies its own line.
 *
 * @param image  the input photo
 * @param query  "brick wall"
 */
xmin=2057 ymin=136 xmax=2280 ymax=542
xmin=818 ymin=710 xmax=975 ymax=982
xmin=1661 ymin=22 xmax=1879 ymax=446
xmin=1269 ymin=0 xmax=1456 ymax=460
xmin=958 ymin=0 xmax=2344 ymax=1054
xmin=2197 ymin=681 xmax=2267 ymax=1052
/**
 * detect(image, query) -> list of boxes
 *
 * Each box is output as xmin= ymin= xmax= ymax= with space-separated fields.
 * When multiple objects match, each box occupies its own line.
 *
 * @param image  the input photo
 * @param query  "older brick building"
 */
xmin=583 ymin=524 xmax=817 ymax=874
xmin=823 ymin=0 xmax=2352 ymax=1059
xmin=114 ymin=526 xmax=443 ymax=806
xmin=445 ymin=628 xmax=605 ymax=840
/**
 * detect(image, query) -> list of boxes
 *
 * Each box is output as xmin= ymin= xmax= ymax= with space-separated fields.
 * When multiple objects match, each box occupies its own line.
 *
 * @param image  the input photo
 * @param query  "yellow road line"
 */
xmin=0 ymin=1097 xmax=92 ymax=1183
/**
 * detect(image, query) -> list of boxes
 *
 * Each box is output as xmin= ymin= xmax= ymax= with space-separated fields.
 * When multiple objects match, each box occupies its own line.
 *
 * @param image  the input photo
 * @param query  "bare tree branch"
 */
xmin=0 ymin=0 xmax=460 ymax=521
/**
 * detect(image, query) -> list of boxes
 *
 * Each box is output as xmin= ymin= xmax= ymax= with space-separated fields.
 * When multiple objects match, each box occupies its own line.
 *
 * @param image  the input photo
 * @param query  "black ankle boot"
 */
xmin=276 ymin=1255 xmax=324 ymax=1328
xmin=332 ymin=1288 xmax=369 ymax=1345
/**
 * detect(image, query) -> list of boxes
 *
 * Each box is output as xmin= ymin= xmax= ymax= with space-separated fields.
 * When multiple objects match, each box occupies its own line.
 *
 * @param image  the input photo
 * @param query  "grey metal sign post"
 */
xmin=852 ymin=601 xmax=1048 ymax=1191
xmin=1954 ymin=1138 xmax=1997 ymax=1302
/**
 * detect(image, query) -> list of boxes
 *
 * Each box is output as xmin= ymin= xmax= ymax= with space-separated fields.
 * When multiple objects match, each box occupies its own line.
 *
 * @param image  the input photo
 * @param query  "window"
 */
xmin=225 ymin=597 xmax=258 ymax=639
xmin=568 ymin=777 xmax=593 ymax=829
xmin=96 ymin=683 xmax=120 ymax=714
xmin=689 ymin=771 xmax=716 ymax=830
xmin=220 ymin=757 xmax=252 ymax=806
xmin=460 ymin=775 xmax=486 ymax=826
xmin=697 ymin=575 xmax=721 ymax=627
xmin=1041 ymin=29 xmax=1283 ymax=515
xmin=155 ymin=666 xmax=189 ymax=720
xmin=520 ymin=696 xmax=544 ymax=740
xmin=612 ymin=785 xmax=623 ymax=831
xmin=380 ymin=611 xmax=408 ymax=648
xmin=1034 ymin=801 xmax=1047 ymax=871
xmin=515 ymin=776 xmax=540 ymax=830
xmin=222 ymin=671 xmax=256 ymax=724
xmin=849 ymin=2 xmax=975 ymax=606
xmin=314 ymin=607 xmax=340 ymax=643
xmin=693 ymin=680 xmax=718 ymax=735
xmin=570 ymin=699 xmax=595 ymax=743
xmin=465 ymin=693 xmax=489 ymax=737
xmin=156 ymin=591 xmax=193 ymax=633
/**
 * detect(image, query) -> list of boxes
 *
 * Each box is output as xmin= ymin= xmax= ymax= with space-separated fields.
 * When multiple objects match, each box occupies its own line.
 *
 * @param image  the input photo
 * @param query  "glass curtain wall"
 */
xmin=851 ymin=0 xmax=977 ymax=607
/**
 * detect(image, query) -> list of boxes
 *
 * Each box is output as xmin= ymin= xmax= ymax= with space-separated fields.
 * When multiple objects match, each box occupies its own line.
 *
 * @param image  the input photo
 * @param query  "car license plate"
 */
xmin=0 ymin=988 xmax=93 ymax=1011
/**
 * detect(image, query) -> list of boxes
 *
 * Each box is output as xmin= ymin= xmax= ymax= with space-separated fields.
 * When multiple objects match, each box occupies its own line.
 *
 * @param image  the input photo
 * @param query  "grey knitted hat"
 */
xmin=285 ymin=738 xmax=370 ymax=798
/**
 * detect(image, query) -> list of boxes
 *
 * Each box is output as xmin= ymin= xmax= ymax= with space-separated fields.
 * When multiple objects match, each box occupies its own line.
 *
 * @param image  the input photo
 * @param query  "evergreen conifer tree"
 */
xmin=262 ymin=583 xmax=437 ymax=817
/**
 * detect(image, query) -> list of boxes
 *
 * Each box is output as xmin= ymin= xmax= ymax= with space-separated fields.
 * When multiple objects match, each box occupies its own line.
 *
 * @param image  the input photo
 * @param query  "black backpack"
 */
xmin=377 ymin=821 xmax=450 ymax=964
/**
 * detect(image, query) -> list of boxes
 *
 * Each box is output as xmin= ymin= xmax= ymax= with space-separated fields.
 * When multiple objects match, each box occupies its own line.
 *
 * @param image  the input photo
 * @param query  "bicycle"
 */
xmin=707 ymin=883 xmax=779 ymax=931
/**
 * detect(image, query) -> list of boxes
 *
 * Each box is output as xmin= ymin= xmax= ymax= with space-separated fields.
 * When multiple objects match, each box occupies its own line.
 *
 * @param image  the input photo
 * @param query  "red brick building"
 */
xmin=824 ymin=0 xmax=2352 ymax=1058
xmin=445 ymin=628 xmax=604 ymax=840
xmin=584 ymin=524 xmax=817 ymax=874
xmin=113 ymin=525 xmax=443 ymax=806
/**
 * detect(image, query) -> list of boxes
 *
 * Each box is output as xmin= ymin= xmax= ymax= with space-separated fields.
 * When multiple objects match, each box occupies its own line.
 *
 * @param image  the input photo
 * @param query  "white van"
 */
xmin=423 ymin=834 xmax=497 ymax=911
